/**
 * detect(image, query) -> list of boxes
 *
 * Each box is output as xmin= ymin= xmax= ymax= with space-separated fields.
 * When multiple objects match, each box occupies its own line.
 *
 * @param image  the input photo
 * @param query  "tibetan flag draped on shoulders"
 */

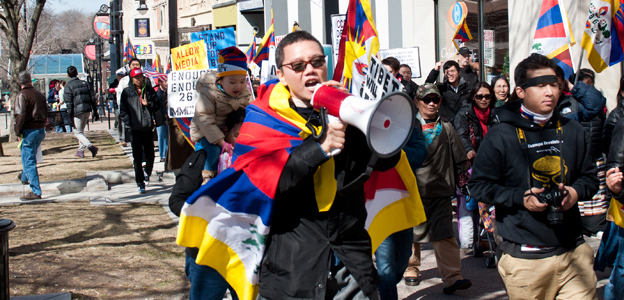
xmin=531 ymin=0 xmax=576 ymax=79
xmin=332 ymin=0 xmax=380 ymax=95
xmin=452 ymin=17 xmax=473 ymax=50
xmin=177 ymin=79 xmax=426 ymax=300
xmin=581 ymin=0 xmax=624 ymax=72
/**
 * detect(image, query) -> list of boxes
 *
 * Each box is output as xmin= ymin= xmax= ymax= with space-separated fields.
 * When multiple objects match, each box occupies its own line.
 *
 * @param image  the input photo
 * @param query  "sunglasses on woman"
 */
xmin=474 ymin=94 xmax=492 ymax=100
xmin=281 ymin=56 xmax=327 ymax=73
xmin=421 ymin=96 xmax=441 ymax=104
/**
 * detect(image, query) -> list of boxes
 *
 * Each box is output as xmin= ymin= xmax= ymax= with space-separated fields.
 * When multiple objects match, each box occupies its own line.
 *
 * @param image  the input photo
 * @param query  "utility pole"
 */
xmin=109 ymin=0 xmax=124 ymax=72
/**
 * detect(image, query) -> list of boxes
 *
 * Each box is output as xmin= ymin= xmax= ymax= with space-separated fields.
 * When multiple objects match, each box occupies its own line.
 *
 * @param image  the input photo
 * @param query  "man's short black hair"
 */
xmin=129 ymin=58 xmax=141 ymax=66
xmin=276 ymin=31 xmax=323 ymax=69
xmin=399 ymin=64 xmax=411 ymax=71
xmin=381 ymin=57 xmax=400 ymax=72
xmin=569 ymin=72 xmax=594 ymax=84
xmin=67 ymin=66 xmax=78 ymax=78
xmin=443 ymin=60 xmax=460 ymax=73
xmin=514 ymin=53 xmax=559 ymax=88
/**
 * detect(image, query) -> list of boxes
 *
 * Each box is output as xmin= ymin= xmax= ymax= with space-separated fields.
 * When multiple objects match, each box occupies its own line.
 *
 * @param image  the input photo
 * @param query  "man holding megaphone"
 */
xmin=255 ymin=31 xmax=404 ymax=300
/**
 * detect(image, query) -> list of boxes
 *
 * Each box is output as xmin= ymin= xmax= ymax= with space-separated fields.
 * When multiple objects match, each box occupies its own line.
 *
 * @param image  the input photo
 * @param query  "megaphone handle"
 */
xmin=305 ymin=107 xmax=328 ymax=142
xmin=326 ymin=115 xmax=342 ymax=156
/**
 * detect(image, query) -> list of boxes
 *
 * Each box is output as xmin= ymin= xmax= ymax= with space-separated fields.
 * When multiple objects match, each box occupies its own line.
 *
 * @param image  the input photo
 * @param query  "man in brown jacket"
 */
xmin=14 ymin=71 xmax=48 ymax=200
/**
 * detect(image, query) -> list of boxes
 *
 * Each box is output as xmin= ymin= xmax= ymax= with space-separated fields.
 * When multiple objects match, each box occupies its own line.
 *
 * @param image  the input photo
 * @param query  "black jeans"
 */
xmin=131 ymin=130 xmax=155 ymax=184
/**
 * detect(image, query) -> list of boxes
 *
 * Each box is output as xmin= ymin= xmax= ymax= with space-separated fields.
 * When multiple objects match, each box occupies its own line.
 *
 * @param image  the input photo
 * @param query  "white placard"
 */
xmin=378 ymin=47 xmax=422 ymax=79
xmin=484 ymin=30 xmax=495 ymax=68
xmin=360 ymin=56 xmax=404 ymax=101
xmin=167 ymin=70 xmax=208 ymax=118
xmin=331 ymin=14 xmax=346 ymax=68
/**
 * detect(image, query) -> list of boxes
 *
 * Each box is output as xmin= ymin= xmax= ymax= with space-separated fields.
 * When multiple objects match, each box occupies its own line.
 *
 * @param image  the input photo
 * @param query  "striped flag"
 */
xmin=245 ymin=33 xmax=257 ymax=64
xmin=124 ymin=37 xmax=137 ymax=65
xmin=152 ymin=54 xmax=164 ymax=73
xmin=165 ymin=55 xmax=171 ymax=74
xmin=452 ymin=16 xmax=473 ymax=50
xmin=332 ymin=0 xmax=380 ymax=94
xmin=581 ymin=0 xmax=624 ymax=72
xmin=253 ymin=13 xmax=275 ymax=65
xmin=531 ymin=0 xmax=576 ymax=79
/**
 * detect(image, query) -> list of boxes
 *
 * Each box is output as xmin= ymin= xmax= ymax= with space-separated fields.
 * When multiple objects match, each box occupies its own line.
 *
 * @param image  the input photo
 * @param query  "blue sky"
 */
xmin=46 ymin=0 xmax=109 ymax=14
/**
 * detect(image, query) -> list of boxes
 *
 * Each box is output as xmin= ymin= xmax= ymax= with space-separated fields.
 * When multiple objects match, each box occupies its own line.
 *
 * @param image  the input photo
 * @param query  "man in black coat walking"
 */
xmin=65 ymin=65 xmax=99 ymax=158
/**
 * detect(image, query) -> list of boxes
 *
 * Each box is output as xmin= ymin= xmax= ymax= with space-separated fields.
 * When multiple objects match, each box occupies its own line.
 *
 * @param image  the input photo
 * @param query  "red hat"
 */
xmin=130 ymin=68 xmax=143 ymax=78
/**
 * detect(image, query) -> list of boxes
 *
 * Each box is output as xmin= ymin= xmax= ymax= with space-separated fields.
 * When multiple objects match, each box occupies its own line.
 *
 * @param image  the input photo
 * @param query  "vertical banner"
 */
xmin=483 ymin=30 xmax=495 ymax=67
xmin=330 ymin=14 xmax=346 ymax=68
xmin=191 ymin=27 xmax=237 ymax=69
xmin=171 ymin=41 xmax=209 ymax=71
xmin=167 ymin=70 xmax=209 ymax=118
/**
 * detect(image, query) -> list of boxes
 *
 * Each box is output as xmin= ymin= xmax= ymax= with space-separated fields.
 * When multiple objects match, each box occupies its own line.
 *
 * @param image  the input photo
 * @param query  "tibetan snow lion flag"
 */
xmin=581 ymin=0 xmax=624 ymax=72
xmin=531 ymin=0 xmax=576 ymax=80
xmin=452 ymin=16 xmax=473 ymax=50
xmin=608 ymin=198 xmax=624 ymax=228
xmin=332 ymin=0 xmax=380 ymax=95
xmin=176 ymin=79 xmax=426 ymax=300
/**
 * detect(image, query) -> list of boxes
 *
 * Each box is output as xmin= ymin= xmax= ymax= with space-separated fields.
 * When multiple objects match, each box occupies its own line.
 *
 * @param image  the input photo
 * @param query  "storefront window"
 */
xmin=436 ymin=0 xmax=509 ymax=83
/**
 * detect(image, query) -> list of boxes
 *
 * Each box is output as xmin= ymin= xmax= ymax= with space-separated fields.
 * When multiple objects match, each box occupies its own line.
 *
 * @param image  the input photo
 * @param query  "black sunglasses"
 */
xmin=282 ymin=56 xmax=327 ymax=72
xmin=421 ymin=96 xmax=441 ymax=104
xmin=474 ymin=94 xmax=492 ymax=100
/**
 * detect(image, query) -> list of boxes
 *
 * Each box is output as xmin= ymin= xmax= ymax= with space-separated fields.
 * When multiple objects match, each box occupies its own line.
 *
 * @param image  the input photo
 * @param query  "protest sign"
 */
xmin=260 ymin=59 xmax=278 ymax=84
xmin=483 ymin=30 xmax=495 ymax=67
xmin=167 ymin=69 xmax=209 ymax=118
xmin=378 ymin=47 xmax=422 ymax=79
xmin=171 ymin=41 xmax=209 ymax=71
xmin=275 ymin=35 xmax=285 ymax=46
xmin=331 ymin=14 xmax=346 ymax=67
xmin=191 ymin=27 xmax=236 ymax=69
xmin=360 ymin=56 xmax=404 ymax=101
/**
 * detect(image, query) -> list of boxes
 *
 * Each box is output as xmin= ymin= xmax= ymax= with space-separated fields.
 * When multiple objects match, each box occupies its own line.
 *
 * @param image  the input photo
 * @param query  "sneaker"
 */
xmin=404 ymin=266 xmax=420 ymax=286
xmin=119 ymin=142 xmax=127 ymax=147
xmin=443 ymin=279 xmax=472 ymax=295
xmin=17 ymin=172 xmax=29 ymax=185
xmin=144 ymin=175 xmax=150 ymax=187
xmin=75 ymin=150 xmax=85 ymax=158
xmin=138 ymin=183 xmax=146 ymax=194
xmin=20 ymin=192 xmax=42 ymax=201
xmin=88 ymin=145 xmax=98 ymax=158
xmin=160 ymin=158 xmax=165 ymax=162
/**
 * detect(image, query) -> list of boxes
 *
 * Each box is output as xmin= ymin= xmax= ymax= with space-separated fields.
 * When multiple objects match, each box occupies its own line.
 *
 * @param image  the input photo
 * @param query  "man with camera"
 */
xmin=468 ymin=54 xmax=599 ymax=299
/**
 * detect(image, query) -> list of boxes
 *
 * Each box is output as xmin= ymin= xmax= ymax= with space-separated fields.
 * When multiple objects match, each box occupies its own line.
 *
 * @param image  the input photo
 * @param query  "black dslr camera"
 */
xmin=534 ymin=189 xmax=568 ymax=225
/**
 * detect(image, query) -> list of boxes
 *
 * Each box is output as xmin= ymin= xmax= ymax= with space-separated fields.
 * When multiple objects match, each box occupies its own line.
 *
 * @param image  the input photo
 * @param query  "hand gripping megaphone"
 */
xmin=309 ymin=85 xmax=416 ymax=158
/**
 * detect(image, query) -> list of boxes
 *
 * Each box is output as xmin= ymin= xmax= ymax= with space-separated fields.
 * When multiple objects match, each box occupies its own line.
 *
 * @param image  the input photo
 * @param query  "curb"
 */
xmin=0 ymin=175 xmax=108 ymax=198
xmin=88 ymin=170 xmax=176 ymax=184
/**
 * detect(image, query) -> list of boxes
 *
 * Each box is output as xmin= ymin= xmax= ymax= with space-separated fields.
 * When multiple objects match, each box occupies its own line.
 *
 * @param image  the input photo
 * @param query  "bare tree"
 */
xmin=0 ymin=0 xmax=47 ymax=146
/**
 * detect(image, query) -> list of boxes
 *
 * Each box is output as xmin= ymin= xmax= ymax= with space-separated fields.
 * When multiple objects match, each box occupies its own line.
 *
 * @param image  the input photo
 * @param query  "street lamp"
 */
xmin=137 ymin=0 xmax=148 ymax=11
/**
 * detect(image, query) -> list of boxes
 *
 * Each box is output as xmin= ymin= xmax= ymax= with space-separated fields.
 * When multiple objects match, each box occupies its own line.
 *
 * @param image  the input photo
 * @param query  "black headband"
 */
xmin=520 ymin=75 xmax=558 ymax=89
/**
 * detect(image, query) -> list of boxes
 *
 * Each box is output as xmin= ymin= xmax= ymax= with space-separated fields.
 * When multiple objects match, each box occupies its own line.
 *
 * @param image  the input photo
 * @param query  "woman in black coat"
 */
xmin=454 ymin=82 xmax=497 ymax=162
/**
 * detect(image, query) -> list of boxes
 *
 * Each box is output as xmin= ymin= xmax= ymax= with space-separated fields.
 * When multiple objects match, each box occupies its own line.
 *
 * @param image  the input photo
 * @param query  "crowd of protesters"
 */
xmin=12 ymin=28 xmax=624 ymax=300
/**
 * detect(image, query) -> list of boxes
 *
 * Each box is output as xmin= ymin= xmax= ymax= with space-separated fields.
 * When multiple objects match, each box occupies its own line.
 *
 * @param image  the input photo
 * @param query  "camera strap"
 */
xmin=516 ymin=120 xmax=566 ymax=189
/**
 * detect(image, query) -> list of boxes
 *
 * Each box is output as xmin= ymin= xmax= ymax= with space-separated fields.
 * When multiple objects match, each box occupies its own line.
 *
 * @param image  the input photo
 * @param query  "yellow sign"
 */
xmin=171 ymin=40 xmax=208 ymax=71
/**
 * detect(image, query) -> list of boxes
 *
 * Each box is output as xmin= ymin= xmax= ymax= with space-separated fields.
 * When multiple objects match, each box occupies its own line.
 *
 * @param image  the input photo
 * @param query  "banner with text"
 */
xmin=167 ymin=70 xmax=209 ymax=118
xmin=483 ymin=30 xmax=495 ymax=68
xmin=330 ymin=14 xmax=346 ymax=68
xmin=378 ymin=47 xmax=422 ymax=79
xmin=171 ymin=41 xmax=209 ymax=71
xmin=191 ymin=27 xmax=237 ymax=69
xmin=361 ymin=56 xmax=404 ymax=101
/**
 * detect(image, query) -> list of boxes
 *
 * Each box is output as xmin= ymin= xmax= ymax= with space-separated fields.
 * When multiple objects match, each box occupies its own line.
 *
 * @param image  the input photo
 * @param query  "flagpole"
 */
xmin=574 ymin=48 xmax=584 ymax=85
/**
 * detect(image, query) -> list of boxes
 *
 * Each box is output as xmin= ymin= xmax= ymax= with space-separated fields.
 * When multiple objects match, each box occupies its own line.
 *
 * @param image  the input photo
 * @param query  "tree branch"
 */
xmin=20 ymin=0 xmax=47 ymax=69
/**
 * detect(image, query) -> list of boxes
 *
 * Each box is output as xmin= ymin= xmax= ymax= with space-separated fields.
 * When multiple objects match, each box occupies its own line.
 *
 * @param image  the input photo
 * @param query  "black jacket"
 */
xmin=64 ymin=77 xmax=97 ymax=117
xmin=468 ymin=101 xmax=598 ymax=256
xmin=460 ymin=66 xmax=479 ymax=90
xmin=119 ymin=84 xmax=160 ymax=132
xmin=603 ymin=95 xmax=624 ymax=154
xmin=259 ymin=125 xmax=401 ymax=299
xmin=425 ymin=68 xmax=471 ymax=124
xmin=169 ymin=150 xmax=207 ymax=260
xmin=454 ymin=104 xmax=495 ymax=155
